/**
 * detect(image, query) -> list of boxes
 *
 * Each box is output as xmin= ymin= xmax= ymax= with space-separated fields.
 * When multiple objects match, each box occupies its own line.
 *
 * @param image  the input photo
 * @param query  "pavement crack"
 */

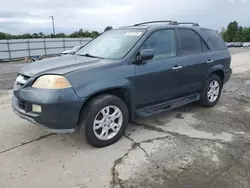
xmin=132 ymin=121 xmax=229 ymax=145
xmin=132 ymin=121 xmax=167 ymax=133
xmin=124 ymin=134 xmax=149 ymax=157
xmin=140 ymin=135 xmax=172 ymax=144
xmin=0 ymin=133 xmax=54 ymax=155
xmin=110 ymin=143 xmax=136 ymax=188
xmin=110 ymin=134 xmax=154 ymax=188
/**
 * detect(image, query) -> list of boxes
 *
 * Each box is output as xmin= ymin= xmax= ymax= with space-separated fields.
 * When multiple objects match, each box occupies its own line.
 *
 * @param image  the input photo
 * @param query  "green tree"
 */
xmin=0 ymin=32 xmax=11 ymax=39
xmin=221 ymin=21 xmax=250 ymax=42
xmin=0 ymin=28 xmax=101 ymax=40
xmin=104 ymin=26 xmax=113 ymax=32
xmin=0 ymin=32 xmax=7 ymax=39
xmin=242 ymin=27 xmax=250 ymax=42
xmin=90 ymin=31 xmax=99 ymax=38
xmin=221 ymin=27 xmax=229 ymax=42
xmin=235 ymin=26 xmax=243 ymax=42
xmin=38 ymin=32 xmax=45 ymax=38
xmin=69 ymin=31 xmax=79 ymax=38
xmin=21 ymin=33 xmax=33 ymax=39
xmin=55 ymin=33 xmax=67 ymax=38
xmin=32 ymin=33 xmax=40 ymax=38
xmin=226 ymin=21 xmax=239 ymax=42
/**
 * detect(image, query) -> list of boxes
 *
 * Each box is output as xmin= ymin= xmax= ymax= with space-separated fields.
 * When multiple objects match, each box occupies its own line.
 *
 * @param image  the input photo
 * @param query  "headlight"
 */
xmin=32 ymin=75 xmax=71 ymax=89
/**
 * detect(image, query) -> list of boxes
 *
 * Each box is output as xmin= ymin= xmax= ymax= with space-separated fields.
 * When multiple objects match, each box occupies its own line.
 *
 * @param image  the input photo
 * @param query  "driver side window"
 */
xmin=141 ymin=29 xmax=176 ymax=60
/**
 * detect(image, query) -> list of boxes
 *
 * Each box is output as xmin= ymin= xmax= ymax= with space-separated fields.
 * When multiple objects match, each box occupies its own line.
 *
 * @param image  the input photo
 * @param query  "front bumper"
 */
xmin=12 ymin=88 xmax=86 ymax=133
xmin=224 ymin=68 xmax=232 ymax=83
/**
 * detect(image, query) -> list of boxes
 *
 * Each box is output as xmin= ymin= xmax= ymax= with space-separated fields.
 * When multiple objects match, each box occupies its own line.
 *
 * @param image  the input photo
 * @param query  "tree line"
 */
xmin=2 ymin=22 xmax=250 ymax=42
xmin=221 ymin=21 xmax=250 ymax=42
xmin=0 ymin=26 xmax=113 ymax=40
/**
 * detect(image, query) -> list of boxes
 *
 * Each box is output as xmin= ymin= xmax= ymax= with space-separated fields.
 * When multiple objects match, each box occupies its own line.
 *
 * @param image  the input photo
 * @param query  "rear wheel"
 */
xmin=200 ymin=74 xmax=222 ymax=107
xmin=79 ymin=94 xmax=128 ymax=147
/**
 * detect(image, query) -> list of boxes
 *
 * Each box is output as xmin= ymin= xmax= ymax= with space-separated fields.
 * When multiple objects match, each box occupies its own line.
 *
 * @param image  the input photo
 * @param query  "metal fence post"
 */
xmin=63 ymin=38 xmax=66 ymax=50
xmin=27 ymin=39 xmax=31 ymax=58
xmin=44 ymin=39 xmax=47 ymax=56
xmin=7 ymin=40 xmax=11 ymax=61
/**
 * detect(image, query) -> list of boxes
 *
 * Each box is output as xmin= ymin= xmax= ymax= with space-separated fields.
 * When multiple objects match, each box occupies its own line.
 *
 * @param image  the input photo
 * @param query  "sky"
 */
xmin=0 ymin=0 xmax=250 ymax=34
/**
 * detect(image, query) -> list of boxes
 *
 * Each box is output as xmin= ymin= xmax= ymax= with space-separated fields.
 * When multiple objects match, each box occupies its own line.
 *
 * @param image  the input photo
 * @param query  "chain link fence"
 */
xmin=0 ymin=38 xmax=92 ymax=62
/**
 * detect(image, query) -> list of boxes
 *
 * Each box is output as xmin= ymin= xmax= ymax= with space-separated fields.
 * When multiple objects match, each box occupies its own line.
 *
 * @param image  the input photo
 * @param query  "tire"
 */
xmin=200 ymin=74 xmax=223 ymax=107
xmin=79 ymin=94 xmax=128 ymax=147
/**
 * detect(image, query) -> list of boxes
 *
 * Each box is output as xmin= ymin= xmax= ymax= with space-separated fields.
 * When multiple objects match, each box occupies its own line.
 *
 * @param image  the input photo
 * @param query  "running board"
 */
xmin=136 ymin=94 xmax=200 ymax=117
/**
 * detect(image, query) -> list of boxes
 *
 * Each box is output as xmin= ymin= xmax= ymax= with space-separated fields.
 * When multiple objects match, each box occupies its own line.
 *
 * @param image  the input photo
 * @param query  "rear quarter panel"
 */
xmin=197 ymin=28 xmax=231 ymax=79
xmin=206 ymin=49 xmax=231 ymax=79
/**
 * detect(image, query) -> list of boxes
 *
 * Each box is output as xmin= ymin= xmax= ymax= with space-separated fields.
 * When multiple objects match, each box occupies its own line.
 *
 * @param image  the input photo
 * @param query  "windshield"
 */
xmin=76 ymin=29 xmax=145 ymax=59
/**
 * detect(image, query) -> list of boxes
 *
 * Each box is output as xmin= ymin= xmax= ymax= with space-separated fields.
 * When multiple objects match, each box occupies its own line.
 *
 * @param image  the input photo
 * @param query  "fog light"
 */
xmin=32 ymin=104 xmax=42 ymax=113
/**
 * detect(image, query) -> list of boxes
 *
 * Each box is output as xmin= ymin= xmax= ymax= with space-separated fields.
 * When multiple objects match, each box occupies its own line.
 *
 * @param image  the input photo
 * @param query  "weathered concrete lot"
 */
xmin=0 ymin=48 xmax=250 ymax=188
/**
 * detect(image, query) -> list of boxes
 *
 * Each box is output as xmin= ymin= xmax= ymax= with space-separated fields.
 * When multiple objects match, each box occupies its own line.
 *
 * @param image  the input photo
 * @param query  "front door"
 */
xmin=134 ymin=29 xmax=181 ymax=107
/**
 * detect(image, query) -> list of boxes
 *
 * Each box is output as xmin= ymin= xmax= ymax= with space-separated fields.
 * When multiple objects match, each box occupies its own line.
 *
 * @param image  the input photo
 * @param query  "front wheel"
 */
xmin=200 ymin=74 xmax=223 ymax=107
xmin=79 ymin=94 xmax=128 ymax=147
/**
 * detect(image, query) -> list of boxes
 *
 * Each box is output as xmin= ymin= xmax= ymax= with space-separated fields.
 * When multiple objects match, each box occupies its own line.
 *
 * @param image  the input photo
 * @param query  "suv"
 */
xmin=12 ymin=21 xmax=232 ymax=147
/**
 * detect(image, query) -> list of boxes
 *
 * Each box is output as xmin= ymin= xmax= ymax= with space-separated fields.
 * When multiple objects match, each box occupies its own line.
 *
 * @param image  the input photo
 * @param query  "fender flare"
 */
xmin=206 ymin=65 xmax=225 ymax=81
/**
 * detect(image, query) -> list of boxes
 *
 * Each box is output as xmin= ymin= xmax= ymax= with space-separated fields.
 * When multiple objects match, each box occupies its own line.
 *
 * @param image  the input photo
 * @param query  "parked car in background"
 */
xmin=233 ymin=42 xmax=243 ymax=47
xmin=226 ymin=42 xmax=234 ymax=48
xmin=243 ymin=42 xmax=250 ymax=47
xmin=12 ymin=20 xmax=232 ymax=147
xmin=60 ymin=45 xmax=85 ymax=55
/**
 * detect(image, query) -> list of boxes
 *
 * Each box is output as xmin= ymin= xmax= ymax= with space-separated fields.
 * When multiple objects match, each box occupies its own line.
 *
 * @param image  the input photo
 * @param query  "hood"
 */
xmin=19 ymin=55 xmax=107 ymax=77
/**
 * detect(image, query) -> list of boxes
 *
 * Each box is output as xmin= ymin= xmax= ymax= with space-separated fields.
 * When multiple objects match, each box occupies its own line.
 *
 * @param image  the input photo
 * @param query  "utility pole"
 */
xmin=50 ymin=16 xmax=55 ymax=35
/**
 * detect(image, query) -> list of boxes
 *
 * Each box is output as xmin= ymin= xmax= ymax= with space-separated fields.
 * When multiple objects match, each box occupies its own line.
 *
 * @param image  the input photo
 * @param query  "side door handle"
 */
xmin=172 ymin=65 xmax=182 ymax=70
xmin=207 ymin=59 xmax=214 ymax=64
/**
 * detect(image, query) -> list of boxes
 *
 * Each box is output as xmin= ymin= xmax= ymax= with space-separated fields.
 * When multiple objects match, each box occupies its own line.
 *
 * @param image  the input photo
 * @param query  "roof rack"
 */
xmin=175 ymin=22 xmax=200 ymax=27
xmin=133 ymin=21 xmax=200 ymax=27
xmin=134 ymin=21 xmax=176 ymax=26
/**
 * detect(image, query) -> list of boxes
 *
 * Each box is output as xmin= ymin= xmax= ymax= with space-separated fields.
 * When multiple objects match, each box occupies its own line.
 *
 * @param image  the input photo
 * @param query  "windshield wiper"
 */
xmin=77 ymin=53 xmax=103 ymax=59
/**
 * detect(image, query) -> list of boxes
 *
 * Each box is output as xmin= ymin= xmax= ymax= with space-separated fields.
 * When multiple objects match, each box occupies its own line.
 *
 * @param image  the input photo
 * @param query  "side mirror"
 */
xmin=137 ymin=49 xmax=154 ymax=62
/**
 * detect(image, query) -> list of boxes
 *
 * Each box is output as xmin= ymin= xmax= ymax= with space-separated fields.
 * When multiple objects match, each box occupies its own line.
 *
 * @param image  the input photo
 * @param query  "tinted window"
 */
xmin=141 ymin=30 xmax=176 ymax=60
xmin=179 ymin=29 xmax=202 ymax=55
xmin=202 ymin=29 xmax=226 ymax=50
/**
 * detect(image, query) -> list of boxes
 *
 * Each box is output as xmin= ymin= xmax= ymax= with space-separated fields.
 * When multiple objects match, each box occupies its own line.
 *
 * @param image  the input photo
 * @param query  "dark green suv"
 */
xmin=12 ymin=21 xmax=232 ymax=147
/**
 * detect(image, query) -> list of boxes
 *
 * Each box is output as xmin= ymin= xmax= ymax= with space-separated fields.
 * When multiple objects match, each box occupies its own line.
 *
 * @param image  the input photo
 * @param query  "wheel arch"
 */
xmin=206 ymin=65 xmax=225 ymax=83
xmin=77 ymin=87 xmax=135 ymax=125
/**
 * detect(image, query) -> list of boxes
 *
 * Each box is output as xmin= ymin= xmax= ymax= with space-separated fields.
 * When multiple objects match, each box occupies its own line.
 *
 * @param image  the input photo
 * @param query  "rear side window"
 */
xmin=178 ymin=29 xmax=202 ymax=55
xmin=202 ymin=29 xmax=226 ymax=50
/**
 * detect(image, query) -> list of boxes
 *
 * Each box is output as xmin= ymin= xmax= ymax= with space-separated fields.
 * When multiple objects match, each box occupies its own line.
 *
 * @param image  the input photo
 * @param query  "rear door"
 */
xmin=173 ymin=28 xmax=212 ymax=96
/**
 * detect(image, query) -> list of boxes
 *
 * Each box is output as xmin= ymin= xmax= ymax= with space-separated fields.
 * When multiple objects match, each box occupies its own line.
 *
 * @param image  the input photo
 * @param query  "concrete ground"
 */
xmin=0 ymin=48 xmax=250 ymax=188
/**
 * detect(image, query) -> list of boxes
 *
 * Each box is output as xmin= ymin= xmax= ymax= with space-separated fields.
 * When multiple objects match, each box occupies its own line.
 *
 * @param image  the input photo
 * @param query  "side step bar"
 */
xmin=136 ymin=93 xmax=200 ymax=117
